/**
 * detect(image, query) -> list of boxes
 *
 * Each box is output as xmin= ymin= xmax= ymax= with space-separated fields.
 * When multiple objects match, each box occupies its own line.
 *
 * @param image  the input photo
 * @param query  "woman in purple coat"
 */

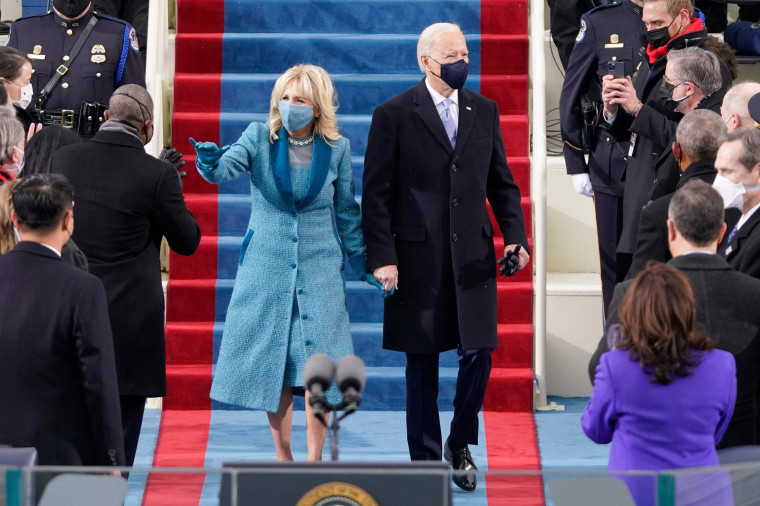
xmin=583 ymin=262 xmax=737 ymax=505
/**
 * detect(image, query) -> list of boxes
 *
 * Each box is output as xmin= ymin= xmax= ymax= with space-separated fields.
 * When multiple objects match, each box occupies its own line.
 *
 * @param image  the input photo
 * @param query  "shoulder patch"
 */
xmin=129 ymin=27 xmax=139 ymax=52
xmin=576 ymin=19 xmax=587 ymax=43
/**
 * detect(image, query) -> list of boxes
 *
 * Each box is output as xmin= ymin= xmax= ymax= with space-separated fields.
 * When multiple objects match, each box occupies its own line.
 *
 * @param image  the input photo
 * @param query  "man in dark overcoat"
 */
xmin=361 ymin=22 xmax=530 ymax=492
xmin=0 ymin=174 xmax=124 ymax=466
xmin=54 ymin=84 xmax=201 ymax=466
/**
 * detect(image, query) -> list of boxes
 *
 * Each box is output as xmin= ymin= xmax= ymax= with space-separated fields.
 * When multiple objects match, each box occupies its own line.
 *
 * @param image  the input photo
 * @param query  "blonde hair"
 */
xmin=0 ymin=179 xmax=19 ymax=254
xmin=268 ymin=64 xmax=340 ymax=144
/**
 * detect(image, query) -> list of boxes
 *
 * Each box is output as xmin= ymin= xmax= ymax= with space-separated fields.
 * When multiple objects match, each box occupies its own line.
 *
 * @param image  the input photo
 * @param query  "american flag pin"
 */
xmin=725 ymin=246 xmax=732 ymax=256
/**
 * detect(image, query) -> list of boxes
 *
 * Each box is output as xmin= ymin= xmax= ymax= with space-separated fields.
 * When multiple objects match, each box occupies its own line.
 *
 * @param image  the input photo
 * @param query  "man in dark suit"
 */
xmin=715 ymin=127 xmax=760 ymax=279
xmin=627 ymin=109 xmax=726 ymax=278
xmin=0 ymin=174 xmax=124 ymax=466
xmin=55 ymin=84 xmax=201 ymax=466
xmin=589 ymin=179 xmax=760 ymax=448
xmin=362 ymin=23 xmax=529 ymax=492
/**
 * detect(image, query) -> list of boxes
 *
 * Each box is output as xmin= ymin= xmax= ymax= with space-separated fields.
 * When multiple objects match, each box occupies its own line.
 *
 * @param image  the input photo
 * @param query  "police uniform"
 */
xmin=559 ymin=0 xmax=645 ymax=316
xmin=6 ymin=8 xmax=145 ymax=135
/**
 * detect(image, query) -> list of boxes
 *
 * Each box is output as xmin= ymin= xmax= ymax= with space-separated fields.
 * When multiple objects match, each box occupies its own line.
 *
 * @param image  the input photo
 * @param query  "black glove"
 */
xmin=497 ymin=244 xmax=522 ymax=277
xmin=159 ymin=146 xmax=187 ymax=179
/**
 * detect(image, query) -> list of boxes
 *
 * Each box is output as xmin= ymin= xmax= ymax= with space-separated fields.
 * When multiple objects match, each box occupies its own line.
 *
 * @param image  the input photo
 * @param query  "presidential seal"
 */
xmin=296 ymin=482 xmax=378 ymax=506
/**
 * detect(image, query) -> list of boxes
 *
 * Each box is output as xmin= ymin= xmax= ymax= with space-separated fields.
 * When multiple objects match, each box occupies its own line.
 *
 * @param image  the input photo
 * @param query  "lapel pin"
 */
xmin=725 ymin=246 xmax=733 ymax=256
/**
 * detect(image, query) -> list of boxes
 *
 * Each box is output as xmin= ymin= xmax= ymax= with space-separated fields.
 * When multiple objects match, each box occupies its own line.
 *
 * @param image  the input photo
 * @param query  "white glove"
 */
xmin=571 ymin=173 xmax=593 ymax=198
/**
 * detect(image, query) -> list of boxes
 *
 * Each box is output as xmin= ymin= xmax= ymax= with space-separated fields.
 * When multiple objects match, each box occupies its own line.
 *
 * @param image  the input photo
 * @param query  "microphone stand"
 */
xmin=314 ymin=402 xmax=358 ymax=461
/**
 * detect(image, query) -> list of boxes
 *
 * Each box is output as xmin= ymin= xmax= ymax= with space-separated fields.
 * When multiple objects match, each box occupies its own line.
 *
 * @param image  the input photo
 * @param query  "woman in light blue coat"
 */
xmin=191 ymin=64 xmax=381 ymax=461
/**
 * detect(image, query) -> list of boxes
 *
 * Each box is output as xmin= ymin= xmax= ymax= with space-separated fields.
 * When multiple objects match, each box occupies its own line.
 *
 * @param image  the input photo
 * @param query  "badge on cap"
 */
xmin=576 ymin=19 xmax=587 ymax=43
xmin=129 ymin=27 xmax=139 ymax=52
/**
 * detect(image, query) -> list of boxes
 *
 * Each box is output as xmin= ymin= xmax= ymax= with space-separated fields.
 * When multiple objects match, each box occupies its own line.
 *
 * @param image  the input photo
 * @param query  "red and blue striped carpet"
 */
xmin=145 ymin=0 xmax=540 ymax=503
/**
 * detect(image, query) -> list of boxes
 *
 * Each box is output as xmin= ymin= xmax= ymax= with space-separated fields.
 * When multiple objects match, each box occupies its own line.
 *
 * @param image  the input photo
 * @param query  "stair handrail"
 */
xmin=144 ymin=0 xmax=168 ymax=158
xmin=529 ymin=0 xmax=548 ymax=409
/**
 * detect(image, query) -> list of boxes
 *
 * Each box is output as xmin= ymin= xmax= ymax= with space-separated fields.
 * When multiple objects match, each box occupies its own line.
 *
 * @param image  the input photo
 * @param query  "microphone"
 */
xmin=335 ymin=355 xmax=366 ymax=414
xmin=304 ymin=354 xmax=335 ymax=421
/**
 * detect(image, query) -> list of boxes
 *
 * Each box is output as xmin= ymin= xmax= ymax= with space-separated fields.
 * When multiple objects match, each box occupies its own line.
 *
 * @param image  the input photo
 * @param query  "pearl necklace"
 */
xmin=288 ymin=135 xmax=314 ymax=147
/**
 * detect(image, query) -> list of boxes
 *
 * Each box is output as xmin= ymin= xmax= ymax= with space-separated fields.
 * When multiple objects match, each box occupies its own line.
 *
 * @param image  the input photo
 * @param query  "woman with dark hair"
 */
xmin=0 ymin=47 xmax=38 ymax=134
xmin=583 ymin=262 xmax=736 ymax=505
xmin=23 ymin=126 xmax=81 ymax=175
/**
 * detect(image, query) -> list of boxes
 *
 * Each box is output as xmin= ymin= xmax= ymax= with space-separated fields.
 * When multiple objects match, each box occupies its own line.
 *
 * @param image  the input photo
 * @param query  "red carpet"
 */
xmin=146 ymin=0 xmax=541 ymax=503
xmin=484 ymin=412 xmax=545 ymax=504
xmin=142 ymin=411 xmax=211 ymax=505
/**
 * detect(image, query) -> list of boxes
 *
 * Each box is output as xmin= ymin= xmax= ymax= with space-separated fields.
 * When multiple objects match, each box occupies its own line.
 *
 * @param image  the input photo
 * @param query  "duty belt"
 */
xmin=40 ymin=109 xmax=79 ymax=129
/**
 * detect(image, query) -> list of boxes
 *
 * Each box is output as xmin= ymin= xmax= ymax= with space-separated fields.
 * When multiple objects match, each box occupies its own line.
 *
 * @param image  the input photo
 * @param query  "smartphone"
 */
xmin=607 ymin=60 xmax=625 ymax=79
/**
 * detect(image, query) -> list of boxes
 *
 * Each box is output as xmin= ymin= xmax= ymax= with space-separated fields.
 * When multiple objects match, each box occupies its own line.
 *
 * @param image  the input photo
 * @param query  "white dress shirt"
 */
xmin=425 ymin=77 xmax=459 ymax=129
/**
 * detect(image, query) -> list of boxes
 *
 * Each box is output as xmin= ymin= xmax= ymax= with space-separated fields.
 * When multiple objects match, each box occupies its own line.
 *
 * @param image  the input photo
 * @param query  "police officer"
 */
xmin=6 ymin=0 xmax=145 ymax=138
xmin=559 ymin=0 xmax=645 ymax=316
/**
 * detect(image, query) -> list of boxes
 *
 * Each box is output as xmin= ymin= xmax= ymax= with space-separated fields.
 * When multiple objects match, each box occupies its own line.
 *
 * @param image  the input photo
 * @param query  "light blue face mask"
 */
xmin=279 ymin=101 xmax=314 ymax=132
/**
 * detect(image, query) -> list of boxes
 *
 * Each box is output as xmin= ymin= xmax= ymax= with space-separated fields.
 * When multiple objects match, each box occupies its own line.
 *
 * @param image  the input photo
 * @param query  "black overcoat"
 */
xmin=0 ymin=242 xmax=124 ymax=465
xmin=362 ymin=79 xmax=528 ymax=353
xmin=56 ymin=130 xmax=201 ymax=397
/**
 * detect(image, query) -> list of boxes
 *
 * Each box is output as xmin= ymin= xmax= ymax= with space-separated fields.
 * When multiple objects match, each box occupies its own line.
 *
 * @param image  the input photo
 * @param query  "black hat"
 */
xmin=748 ymin=92 xmax=760 ymax=126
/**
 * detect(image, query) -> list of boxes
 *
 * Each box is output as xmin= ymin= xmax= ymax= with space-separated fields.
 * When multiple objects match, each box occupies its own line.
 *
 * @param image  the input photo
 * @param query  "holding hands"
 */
xmin=189 ymin=137 xmax=231 ymax=167
xmin=601 ymin=75 xmax=640 ymax=117
xmin=367 ymin=265 xmax=398 ymax=298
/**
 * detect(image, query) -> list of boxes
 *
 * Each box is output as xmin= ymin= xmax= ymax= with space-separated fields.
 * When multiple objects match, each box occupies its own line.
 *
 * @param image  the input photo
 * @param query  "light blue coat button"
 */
xmin=297 ymin=288 xmax=304 ymax=294
xmin=292 ymin=237 xmax=298 ymax=242
xmin=290 ymin=263 xmax=296 ymax=269
xmin=304 ymin=339 xmax=312 ymax=345
xmin=301 ymin=314 xmax=308 ymax=320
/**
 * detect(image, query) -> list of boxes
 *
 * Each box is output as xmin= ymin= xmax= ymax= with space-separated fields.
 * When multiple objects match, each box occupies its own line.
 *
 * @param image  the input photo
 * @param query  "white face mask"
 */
xmin=712 ymin=173 xmax=760 ymax=210
xmin=9 ymin=82 xmax=33 ymax=109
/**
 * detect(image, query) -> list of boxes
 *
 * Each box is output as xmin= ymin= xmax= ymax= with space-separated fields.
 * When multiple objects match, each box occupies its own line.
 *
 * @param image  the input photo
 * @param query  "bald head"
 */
xmin=108 ymin=84 xmax=153 ymax=127
xmin=722 ymin=81 xmax=760 ymax=131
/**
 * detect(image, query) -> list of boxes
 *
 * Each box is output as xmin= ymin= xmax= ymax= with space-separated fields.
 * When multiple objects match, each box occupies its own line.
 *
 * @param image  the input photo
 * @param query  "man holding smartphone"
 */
xmin=600 ymin=0 xmax=731 ymax=281
xmin=559 ymin=0 xmax=645 ymax=316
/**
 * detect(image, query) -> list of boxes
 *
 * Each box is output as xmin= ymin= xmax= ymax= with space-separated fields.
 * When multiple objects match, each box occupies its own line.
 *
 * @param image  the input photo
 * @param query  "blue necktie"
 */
xmin=727 ymin=225 xmax=739 ymax=244
xmin=441 ymin=98 xmax=456 ymax=149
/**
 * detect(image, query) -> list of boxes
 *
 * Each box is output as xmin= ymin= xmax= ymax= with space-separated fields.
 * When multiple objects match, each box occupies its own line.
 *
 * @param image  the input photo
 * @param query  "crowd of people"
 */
xmin=0 ymin=0 xmax=759 ymax=502
xmin=560 ymin=0 xmax=760 ymax=502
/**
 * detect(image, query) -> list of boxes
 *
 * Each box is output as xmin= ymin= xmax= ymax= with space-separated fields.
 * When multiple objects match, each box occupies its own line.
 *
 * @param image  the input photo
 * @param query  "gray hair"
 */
xmin=676 ymin=109 xmax=726 ymax=161
xmin=667 ymin=47 xmax=722 ymax=96
xmin=417 ymin=23 xmax=462 ymax=73
xmin=725 ymin=127 xmax=760 ymax=172
xmin=722 ymin=81 xmax=760 ymax=126
xmin=668 ymin=179 xmax=725 ymax=246
xmin=0 ymin=115 xmax=24 ymax=164
xmin=108 ymin=84 xmax=154 ymax=126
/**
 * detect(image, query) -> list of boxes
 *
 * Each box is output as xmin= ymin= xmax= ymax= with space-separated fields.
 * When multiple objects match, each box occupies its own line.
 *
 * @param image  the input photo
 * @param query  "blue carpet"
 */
xmin=128 ymin=399 xmax=605 ymax=505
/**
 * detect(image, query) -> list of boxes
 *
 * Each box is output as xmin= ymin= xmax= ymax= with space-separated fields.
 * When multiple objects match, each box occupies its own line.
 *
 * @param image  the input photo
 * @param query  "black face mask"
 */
xmin=429 ymin=57 xmax=469 ymax=90
xmin=52 ymin=0 xmax=90 ymax=18
xmin=646 ymin=16 xmax=677 ymax=49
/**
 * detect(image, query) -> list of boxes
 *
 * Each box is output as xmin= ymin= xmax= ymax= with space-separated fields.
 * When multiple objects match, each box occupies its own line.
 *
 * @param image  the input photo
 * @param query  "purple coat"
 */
xmin=583 ymin=349 xmax=737 ymax=505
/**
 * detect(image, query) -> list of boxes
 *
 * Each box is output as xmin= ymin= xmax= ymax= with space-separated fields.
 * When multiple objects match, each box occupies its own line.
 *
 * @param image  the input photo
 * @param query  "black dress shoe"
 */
xmin=444 ymin=439 xmax=478 ymax=492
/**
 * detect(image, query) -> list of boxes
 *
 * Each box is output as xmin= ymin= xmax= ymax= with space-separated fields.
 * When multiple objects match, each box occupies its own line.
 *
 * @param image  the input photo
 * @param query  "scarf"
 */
xmin=98 ymin=119 xmax=144 ymax=144
xmin=646 ymin=17 xmax=705 ymax=64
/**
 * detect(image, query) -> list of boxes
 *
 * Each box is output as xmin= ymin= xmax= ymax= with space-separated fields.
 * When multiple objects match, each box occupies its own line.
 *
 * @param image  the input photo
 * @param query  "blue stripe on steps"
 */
xmin=210 ymin=280 xmax=384 ymax=324
xmin=221 ymin=33 xmax=481 ymax=75
xmin=125 ymin=408 xmax=162 ymax=506
xmin=214 ymin=112 xmax=395 ymax=157
xmin=215 ymin=194 xmax=363 ymax=237
xmin=219 ymin=73 xmax=482 ymax=115
xmin=210 ymin=365 xmax=460 ymax=411
xmin=224 ymin=0 xmax=481 ymax=35
xmin=209 ymin=321 xmax=461 ymax=368
xmin=199 ymin=410 xmax=489 ymax=505
xmin=213 ymin=154 xmax=363 ymax=196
